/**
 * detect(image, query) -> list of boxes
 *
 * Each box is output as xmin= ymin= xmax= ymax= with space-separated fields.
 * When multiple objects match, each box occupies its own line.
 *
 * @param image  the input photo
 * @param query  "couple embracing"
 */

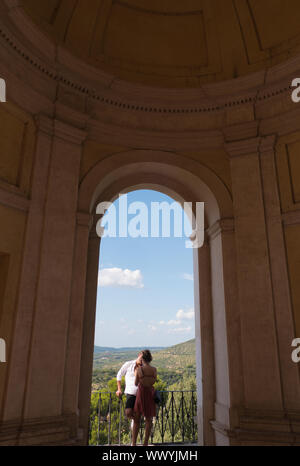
xmin=116 ymin=349 xmax=157 ymax=446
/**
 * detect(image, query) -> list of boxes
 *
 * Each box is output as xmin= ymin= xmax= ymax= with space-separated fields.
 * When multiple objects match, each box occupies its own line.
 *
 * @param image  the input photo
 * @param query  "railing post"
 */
xmin=90 ymin=390 xmax=197 ymax=445
xmin=97 ymin=392 xmax=101 ymax=446
xmin=171 ymin=391 xmax=174 ymax=443
xmin=181 ymin=391 xmax=185 ymax=443
xmin=118 ymin=396 xmax=122 ymax=446
xmin=108 ymin=393 xmax=112 ymax=445
xmin=161 ymin=393 xmax=164 ymax=444
xmin=192 ymin=390 xmax=196 ymax=443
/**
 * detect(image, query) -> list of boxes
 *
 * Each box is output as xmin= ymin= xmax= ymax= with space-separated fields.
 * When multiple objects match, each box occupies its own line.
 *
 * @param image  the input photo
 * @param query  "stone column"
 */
xmin=62 ymin=212 xmax=93 ymax=438
xmin=193 ymin=235 xmax=216 ymax=446
xmin=78 ymin=216 xmax=102 ymax=444
xmin=259 ymin=136 xmax=300 ymax=411
xmin=225 ymin=136 xmax=283 ymax=411
xmin=21 ymin=119 xmax=86 ymax=423
xmin=3 ymin=115 xmax=54 ymax=423
xmin=207 ymin=218 xmax=242 ymax=446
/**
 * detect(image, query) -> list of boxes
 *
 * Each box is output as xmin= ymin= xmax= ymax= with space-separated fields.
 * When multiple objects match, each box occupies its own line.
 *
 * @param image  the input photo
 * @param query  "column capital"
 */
xmin=54 ymin=120 xmax=87 ymax=145
xmin=34 ymin=114 xmax=54 ymax=137
xmin=223 ymin=120 xmax=258 ymax=143
xmin=89 ymin=214 xmax=103 ymax=240
xmin=225 ymin=134 xmax=278 ymax=158
xmin=225 ymin=137 xmax=261 ymax=158
xmin=35 ymin=114 xmax=87 ymax=145
xmin=259 ymin=135 xmax=277 ymax=153
xmin=76 ymin=211 xmax=93 ymax=229
xmin=206 ymin=218 xmax=235 ymax=240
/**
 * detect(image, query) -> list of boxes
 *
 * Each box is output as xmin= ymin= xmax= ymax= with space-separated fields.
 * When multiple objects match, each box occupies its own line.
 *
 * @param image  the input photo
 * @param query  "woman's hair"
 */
xmin=141 ymin=349 xmax=152 ymax=363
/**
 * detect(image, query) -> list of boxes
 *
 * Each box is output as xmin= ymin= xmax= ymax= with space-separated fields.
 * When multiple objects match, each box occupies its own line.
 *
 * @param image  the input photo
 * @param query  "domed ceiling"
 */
xmin=22 ymin=0 xmax=300 ymax=87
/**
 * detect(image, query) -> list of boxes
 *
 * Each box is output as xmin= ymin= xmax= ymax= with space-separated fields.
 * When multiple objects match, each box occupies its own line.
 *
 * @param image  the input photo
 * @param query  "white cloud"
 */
xmin=167 ymin=319 xmax=181 ymax=326
xmin=168 ymin=326 xmax=192 ymax=334
xmin=98 ymin=268 xmax=144 ymax=288
xmin=148 ymin=325 xmax=157 ymax=332
xmin=183 ymin=273 xmax=193 ymax=281
xmin=176 ymin=308 xmax=194 ymax=320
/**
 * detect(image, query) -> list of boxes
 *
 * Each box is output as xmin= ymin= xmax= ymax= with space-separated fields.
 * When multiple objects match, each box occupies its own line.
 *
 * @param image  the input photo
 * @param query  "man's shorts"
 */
xmin=125 ymin=394 xmax=136 ymax=410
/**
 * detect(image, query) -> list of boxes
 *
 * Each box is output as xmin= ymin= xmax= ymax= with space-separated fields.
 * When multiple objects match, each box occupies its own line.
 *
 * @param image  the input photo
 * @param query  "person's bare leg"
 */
xmin=144 ymin=418 xmax=152 ymax=446
xmin=125 ymin=408 xmax=134 ymax=420
xmin=132 ymin=414 xmax=141 ymax=446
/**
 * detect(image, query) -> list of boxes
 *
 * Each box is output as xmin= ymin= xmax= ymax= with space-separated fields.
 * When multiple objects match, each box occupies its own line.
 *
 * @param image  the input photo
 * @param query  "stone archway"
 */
xmin=73 ymin=150 xmax=239 ymax=446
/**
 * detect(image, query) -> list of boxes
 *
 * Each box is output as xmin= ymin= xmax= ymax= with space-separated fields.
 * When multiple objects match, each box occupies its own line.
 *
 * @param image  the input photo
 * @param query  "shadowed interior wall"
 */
xmin=23 ymin=0 xmax=300 ymax=87
xmin=0 ymin=103 xmax=35 ymax=421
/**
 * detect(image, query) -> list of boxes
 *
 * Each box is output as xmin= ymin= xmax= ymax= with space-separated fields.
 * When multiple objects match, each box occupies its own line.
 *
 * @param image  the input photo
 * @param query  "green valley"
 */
xmin=92 ymin=338 xmax=196 ymax=392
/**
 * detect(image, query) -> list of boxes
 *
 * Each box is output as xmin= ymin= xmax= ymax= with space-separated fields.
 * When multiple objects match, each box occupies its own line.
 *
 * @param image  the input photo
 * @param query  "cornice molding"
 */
xmin=0 ymin=184 xmax=30 ymax=212
xmin=88 ymin=119 xmax=224 ymax=150
xmin=225 ymin=137 xmax=261 ymax=158
xmin=223 ymin=120 xmax=258 ymax=142
xmin=225 ymin=135 xmax=278 ymax=158
xmin=0 ymin=6 xmax=298 ymax=117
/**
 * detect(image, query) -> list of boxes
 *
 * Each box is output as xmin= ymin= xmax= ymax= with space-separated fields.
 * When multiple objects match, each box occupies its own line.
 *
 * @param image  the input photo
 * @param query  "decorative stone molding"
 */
xmin=206 ymin=218 xmax=235 ymax=241
xmin=88 ymin=120 xmax=224 ymax=151
xmin=76 ymin=212 xmax=93 ymax=230
xmin=0 ymin=184 xmax=30 ymax=212
xmin=282 ymin=210 xmax=300 ymax=226
xmin=223 ymin=120 xmax=258 ymax=143
xmin=0 ymin=4 xmax=297 ymax=118
xmin=34 ymin=114 xmax=54 ymax=136
xmin=211 ymin=407 xmax=300 ymax=445
xmin=225 ymin=134 xmax=278 ymax=158
xmin=53 ymin=120 xmax=87 ymax=146
xmin=35 ymin=115 xmax=87 ymax=145
xmin=225 ymin=137 xmax=261 ymax=158
xmin=259 ymin=135 xmax=278 ymax=153
xmin=0 ymin=414 xmax=79 ymax=446
xmin=89 ymin=214 xmax=103 ymax=240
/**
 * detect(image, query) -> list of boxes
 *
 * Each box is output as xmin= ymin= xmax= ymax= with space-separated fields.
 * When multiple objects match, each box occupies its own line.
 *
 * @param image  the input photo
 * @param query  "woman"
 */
xmin=132 ymin=349 xmax=157 ymax=446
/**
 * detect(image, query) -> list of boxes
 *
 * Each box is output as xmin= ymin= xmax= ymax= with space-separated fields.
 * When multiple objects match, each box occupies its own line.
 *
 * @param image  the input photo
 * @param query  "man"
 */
xmin=116 ymin=352 xmax=143 ymax=420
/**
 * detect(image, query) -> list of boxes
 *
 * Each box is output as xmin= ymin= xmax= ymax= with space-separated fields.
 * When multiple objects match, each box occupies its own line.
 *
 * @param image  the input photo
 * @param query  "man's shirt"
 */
xmin=116 ymin=360 xmax=138 ymax=396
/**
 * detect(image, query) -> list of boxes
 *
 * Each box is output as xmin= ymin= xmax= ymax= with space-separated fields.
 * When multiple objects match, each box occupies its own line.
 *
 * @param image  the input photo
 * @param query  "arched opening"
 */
xmin=91 ymin=188 xmax=196 ymax=445
xmin=76 ymin=150 xmax=237 ymax=446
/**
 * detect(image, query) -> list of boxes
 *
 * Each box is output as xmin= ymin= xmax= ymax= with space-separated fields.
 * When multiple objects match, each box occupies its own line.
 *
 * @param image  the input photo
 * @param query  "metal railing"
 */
xmin=89 ymin=390 xmax=197 ymax=445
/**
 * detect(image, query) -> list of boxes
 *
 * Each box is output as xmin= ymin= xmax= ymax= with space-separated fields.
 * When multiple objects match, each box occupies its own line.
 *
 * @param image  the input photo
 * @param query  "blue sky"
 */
xmin=94 ymin=190 xmax=195 ymax=348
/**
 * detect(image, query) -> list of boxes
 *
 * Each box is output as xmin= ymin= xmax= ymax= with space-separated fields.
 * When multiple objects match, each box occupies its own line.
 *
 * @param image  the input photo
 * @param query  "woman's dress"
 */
xmin=134 ymin=369 xmax=156 ymax=418
xmin=134 ymin=384 xmax=156 ymax=418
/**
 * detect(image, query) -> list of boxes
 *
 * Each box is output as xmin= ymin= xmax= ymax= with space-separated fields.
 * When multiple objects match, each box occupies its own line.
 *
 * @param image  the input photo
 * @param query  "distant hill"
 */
xmin=164 ymin=338 xmax=195 ymax=355
xmin=150 ymin=338 xmax=195 ymax=370
xmin=94 ymin=345 xmax=165 ymax=354
xmin=92 ymin=339 xmax=196 ymax=391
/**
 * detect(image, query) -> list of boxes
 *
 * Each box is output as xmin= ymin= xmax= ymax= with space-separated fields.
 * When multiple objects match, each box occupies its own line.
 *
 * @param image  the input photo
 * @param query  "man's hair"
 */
xmin=141 ymin=349 xmax=152 ymax=363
